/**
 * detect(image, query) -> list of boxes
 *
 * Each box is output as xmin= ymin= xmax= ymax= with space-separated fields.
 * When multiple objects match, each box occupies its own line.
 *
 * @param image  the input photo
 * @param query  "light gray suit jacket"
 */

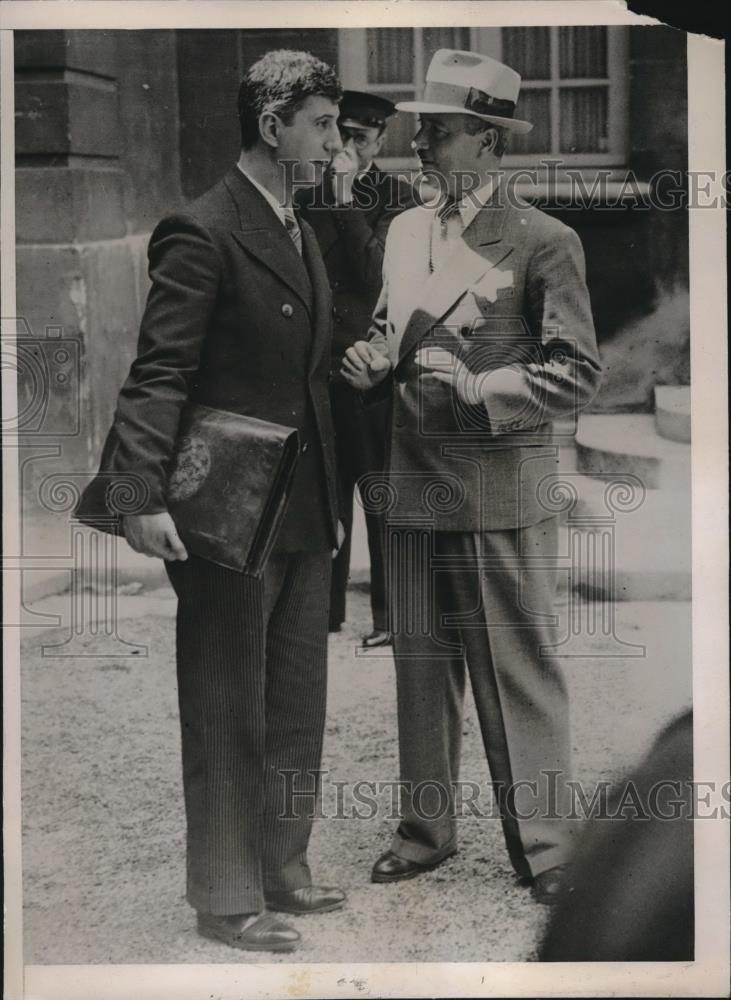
xmin=367 ymin=192 xmax=602 ymax=531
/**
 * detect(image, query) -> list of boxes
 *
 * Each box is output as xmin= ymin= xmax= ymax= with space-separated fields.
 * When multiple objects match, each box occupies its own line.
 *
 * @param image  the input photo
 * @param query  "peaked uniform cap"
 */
xmin=338 ymin=90 xmax=396 ymax=129
xmin=396 ymin=49 xmax=533 ymax=133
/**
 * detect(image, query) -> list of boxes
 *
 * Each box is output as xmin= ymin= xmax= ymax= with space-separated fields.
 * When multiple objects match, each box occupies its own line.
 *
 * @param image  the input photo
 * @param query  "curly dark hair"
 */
xmin=238 ymin=49 xmax=342 ymax=150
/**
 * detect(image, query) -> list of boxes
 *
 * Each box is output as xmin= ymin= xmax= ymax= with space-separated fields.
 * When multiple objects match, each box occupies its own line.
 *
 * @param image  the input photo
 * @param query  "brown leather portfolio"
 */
xmin=165 ymin=405 xmax=300 ymax=575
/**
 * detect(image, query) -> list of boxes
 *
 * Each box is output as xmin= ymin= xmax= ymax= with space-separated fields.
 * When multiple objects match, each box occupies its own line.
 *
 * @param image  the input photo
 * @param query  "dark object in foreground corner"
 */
xmin=540 ymin=710 xmax=694 ymax=962
xmin=165 ymin=405 xmax=299 ymax=575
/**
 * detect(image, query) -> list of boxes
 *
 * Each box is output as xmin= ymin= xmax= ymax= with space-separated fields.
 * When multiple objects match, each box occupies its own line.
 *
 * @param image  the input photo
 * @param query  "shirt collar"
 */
xmin=457 ymin=175 xmax=498 ymax=230
xmin=236 ymin=163 xmax=287 ymax=227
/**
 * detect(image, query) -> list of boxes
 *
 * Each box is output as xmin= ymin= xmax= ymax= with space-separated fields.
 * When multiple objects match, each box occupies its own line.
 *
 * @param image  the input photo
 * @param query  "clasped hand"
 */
xmin=341 ymin=341 xmax=392 ymax=390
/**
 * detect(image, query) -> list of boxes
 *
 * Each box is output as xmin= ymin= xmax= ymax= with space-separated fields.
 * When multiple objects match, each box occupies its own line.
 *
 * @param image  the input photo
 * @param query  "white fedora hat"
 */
xmin=397 ymin=48 xmax=533 ymax=134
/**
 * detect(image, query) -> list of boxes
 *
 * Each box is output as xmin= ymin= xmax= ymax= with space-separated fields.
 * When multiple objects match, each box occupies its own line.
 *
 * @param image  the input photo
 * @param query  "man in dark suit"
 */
xmin=77 ymin=50 xmax=346 ymax=952
xmin=297 ymin=92 xmax=414 ymax=647
xmin=343 ymin=50 xmax=602 ymax=904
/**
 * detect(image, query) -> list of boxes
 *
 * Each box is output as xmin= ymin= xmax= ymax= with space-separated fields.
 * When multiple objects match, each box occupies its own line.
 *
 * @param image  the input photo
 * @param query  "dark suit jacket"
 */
xmin=369 ymin=193 xmax=602 ymax=531
xmin=296 ymin=164 xmax=415 ymax=377
xmin=77 ymin=167 xmax=339 ymax=553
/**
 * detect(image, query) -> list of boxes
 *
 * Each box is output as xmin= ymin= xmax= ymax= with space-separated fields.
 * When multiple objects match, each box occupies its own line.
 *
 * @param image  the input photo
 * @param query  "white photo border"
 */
xmin=1 ymin=3 xmax=728 ymax=997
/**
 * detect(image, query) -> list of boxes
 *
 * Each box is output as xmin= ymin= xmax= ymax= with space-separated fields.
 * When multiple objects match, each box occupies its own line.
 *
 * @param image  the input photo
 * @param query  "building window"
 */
xmin=338 ymin=26 xmax=628 ymax=169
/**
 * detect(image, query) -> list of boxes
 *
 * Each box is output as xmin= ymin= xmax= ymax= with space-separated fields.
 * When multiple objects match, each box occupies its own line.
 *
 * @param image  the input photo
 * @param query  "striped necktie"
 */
xmin=429 ymin=198 xmax=461 ymax=273
xmin=283 ymin=208 xmax=303 ymax=256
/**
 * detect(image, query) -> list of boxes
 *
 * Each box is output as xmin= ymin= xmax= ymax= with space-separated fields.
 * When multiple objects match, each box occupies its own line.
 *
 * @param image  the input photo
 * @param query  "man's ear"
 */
xmin=259 ymin=111 xmax=280 ymax=149
xmin=373 ymin=131 xmax=386 ymax=156
xmin=479 ymin=126 xmax=499 ymax=157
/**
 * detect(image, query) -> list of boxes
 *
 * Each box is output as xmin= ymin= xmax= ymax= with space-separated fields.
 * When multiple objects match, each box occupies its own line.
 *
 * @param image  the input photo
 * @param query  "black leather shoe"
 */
xmin=265 ymin=885 xmax=346 ymax=914
xmin=197 ymin=911 xmax=300 ymax=952
xmin=371 ymin=849 xmax=455 ymax=883
xmin=362 ymin=629 xmax=392 ymax=648
xmin=532 ymin=865 xmax=573 ymax=906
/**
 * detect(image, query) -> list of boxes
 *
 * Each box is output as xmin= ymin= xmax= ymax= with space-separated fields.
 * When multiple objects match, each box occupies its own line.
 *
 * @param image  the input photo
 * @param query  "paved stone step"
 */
xmin=565 ymin=472 xmax=690 ymax=522
xmin=654 ymin=385 xmax=691 ymax=443
xmin=575 ymin=414 xmax=690 ymax=489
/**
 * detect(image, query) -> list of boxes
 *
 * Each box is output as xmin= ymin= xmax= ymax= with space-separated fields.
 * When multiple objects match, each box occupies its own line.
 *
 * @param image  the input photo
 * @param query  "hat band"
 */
xmin=423 ymin=81 xmax=516 ymax=119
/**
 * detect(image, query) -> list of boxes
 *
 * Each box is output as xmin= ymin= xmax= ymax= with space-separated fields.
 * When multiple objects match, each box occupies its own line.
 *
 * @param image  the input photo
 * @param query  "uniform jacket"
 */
xmin=76 ymin=167 xmax=339 ymax=552
xmin=296 ymin=164 xmax=415 ymax=376
xmin=368 ymin=191 xmax=602 ymax=531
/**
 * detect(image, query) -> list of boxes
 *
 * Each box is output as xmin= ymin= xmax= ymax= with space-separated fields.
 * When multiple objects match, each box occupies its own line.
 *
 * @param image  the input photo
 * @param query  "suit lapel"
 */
xmin=304 ymin=166 xmax=388 ymax=260
xmin=225 ymin=169 xmax=313 ymax=315
xmin=396 ymin=198 xmax=514 ymax=366
xmin=300 ymin=216 xmax=331 ymax=377
xmin=302 ymin=181 xmax=340 ymax=257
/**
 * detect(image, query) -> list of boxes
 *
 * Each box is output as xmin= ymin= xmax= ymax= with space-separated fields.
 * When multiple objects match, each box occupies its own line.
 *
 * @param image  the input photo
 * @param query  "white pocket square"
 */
xmin=471 ymin=268 xmax=514 ymax=303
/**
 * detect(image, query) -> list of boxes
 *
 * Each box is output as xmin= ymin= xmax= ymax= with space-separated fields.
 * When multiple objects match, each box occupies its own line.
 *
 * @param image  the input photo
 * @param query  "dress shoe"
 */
xmin=532 ymin=864 xmax=573 ymax=906
xmin=265 ymin=885 xmax=346 ymax=914
xmin=371 ymin=849 xmax=456 ymax=883
xmin=362 ymin=629 xmax=392 ymax=648
xmin=197 ymin=910 xmax=300 ymax=952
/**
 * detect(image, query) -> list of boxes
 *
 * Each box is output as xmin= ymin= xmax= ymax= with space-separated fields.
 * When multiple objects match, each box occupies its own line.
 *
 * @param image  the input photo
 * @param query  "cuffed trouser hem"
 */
xmin=523 ymin=843 xmax=574 ymax=880
xmin=188 ymin=892 xmax=265 ymax=918
xmin=389 ymin=833 xmax=458 ymax=866
xmin=262 ymin=869 xmax=313 ymax=895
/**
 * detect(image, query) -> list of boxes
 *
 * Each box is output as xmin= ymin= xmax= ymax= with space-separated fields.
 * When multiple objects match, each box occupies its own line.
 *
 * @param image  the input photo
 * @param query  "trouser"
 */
xmin=165 ymin=550 xmax=332 ymax=915
xmin=329 ymin=381 xmax=389 ymax=631
xmin=388 ymin=519 xmax=574 ymax=879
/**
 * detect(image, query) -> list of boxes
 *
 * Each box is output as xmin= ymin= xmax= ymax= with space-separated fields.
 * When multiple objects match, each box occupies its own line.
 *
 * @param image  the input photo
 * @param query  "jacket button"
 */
xmin=281 ymin=303 xmax=294 ymax=318
xmin=301 ymin=442 xmax=309 ymax=453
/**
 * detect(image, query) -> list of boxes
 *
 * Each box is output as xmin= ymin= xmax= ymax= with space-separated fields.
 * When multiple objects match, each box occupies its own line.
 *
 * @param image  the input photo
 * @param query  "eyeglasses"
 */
xmin=338 ymin=125 xmax=379 ymax=149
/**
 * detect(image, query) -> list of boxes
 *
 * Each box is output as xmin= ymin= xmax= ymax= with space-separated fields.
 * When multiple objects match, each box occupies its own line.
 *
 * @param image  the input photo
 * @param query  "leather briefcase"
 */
xmin=165 ymin=404 xmax=300 ymax=575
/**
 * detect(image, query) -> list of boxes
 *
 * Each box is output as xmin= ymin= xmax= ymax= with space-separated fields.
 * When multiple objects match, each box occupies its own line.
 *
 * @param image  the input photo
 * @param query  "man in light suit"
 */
xmin=77 ymin=50 xmax=346 ymax=951
xmin=343 ymin=49 xmax=602 ymax=904
xmin=297 ymin=91 xmax=415 ymax=646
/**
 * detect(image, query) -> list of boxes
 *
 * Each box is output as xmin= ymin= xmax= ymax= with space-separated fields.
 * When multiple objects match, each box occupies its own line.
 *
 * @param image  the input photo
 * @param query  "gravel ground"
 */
xmin=20 ymin=585 xmax=691 ymax=965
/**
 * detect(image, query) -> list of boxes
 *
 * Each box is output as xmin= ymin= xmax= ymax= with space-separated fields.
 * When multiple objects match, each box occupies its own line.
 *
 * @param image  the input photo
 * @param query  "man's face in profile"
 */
xmin=276 ymin=95 xmax=342 ymax=187
xmin=413 ymin=112 xmax=484 ymax=203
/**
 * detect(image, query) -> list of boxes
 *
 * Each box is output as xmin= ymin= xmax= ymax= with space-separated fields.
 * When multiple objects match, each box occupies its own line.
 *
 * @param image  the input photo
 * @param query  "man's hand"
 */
xmin=341 ymin=341 xmax=392 ymax=390
xmin=123 ymin=511 xmax=188 ymax=561
xmin=416 ymin=347 xmax=528 ymax=413
xmin=330 ymin=142 xmax=359 ymax=205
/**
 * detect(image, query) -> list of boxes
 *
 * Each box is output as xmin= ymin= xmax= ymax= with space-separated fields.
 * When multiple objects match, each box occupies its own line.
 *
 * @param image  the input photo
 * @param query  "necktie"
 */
xmin=283 ymin=208 xmax=303 ymax=256
xmin=429 ymin=198 xmax=461 ymax=273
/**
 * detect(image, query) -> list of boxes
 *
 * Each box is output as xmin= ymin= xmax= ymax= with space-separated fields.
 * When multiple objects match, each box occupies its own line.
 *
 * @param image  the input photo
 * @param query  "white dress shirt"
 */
xmin=236 ymin=163 xmax=288 ymax=228
xmin=429 ymin=176 xmax=497 ymax=273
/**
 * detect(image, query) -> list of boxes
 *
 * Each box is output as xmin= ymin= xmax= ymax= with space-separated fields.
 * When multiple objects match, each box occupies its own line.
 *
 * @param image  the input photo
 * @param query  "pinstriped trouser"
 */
xmin=388 ymin=519 xmax=574 ymax=879
xmin=166 ymin=550 xmax=332 ymax=916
